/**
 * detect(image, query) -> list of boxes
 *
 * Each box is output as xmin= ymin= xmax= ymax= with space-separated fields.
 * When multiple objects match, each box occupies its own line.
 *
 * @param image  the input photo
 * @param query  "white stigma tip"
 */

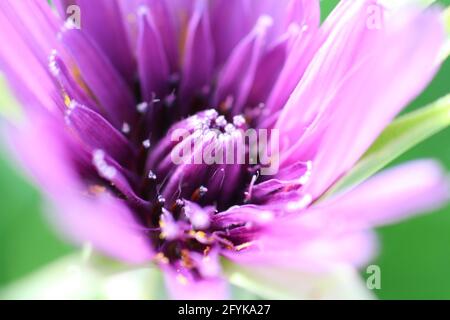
xmin=137 ymin=102 xmax=148 ymax=113
xmin=199 ymin=186 xmax=208 ymax=195
xmin=142 ymin=139 xmax=151 ymax=149
xmin=205 ymin=109 xmax=218 ymax=119
xmin=148 ymin=170 xmax=157 ymax=180
xmin=233 ymin=115 xmax=246 ymax=127
xmin=121 ymin=122 xmax=131 ymax=134
xmin=215 ymin=115 xmax=227 ymax=127
xmin=158 ymin=195 xmax=166 ymax=204
xmin=224 ymin=123 xmax=235 ymax=134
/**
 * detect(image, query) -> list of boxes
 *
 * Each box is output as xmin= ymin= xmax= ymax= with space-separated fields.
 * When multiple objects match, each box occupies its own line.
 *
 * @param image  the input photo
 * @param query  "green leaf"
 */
xmin=442 ymin=7 xmax=450 ymax=61
xmin=325 ymin=94 xmax=450 ymax=197
xmin=223 ymin=260 xmax=373 ymax=300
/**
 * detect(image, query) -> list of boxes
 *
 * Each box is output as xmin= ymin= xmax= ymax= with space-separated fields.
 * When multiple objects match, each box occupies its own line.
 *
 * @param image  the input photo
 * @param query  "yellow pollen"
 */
xmin=155 ymin=252 xmax=169 ymax=264
xmin=176 ymin=274 xmax=188 ymax=286
xmin=88 ymin=184 xmax=106 ymax=195
xmin=64 ymin=94 xmax=71 ymax=107
xmin=71 ymin=65 xmax=98 ymax=103
xmin=196 ymin=231 xmax=207 ymax=239
xmin=181 ymin=249 xmax=194 ymax=269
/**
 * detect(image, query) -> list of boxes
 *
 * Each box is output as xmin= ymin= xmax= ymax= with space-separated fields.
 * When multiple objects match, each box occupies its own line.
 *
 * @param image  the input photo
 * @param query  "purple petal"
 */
xmin=55 ymin=0 xmax=136 ymax=83
xmin=179 ymin=0 xmax=214 ymax=112
xmin=225 ymin=230 xmax=376 ymax=272
xmin=210 ymin=0 xmax=320 ymax=66
xmin=0 ymin=1 xmax=61 ymax=110
xmin=52 ymin=193 xmax=154 ymax=264
xmin=5 ymin=114 xmax=152 ymax=264
xmin=120 ymin=0 xmax=180 ymax=71
xmin=275 ymin=2 xmax=445 ymax=198
xmin=65 ymin=101 xmax=137 ymax=165
xmin=213 ymin=16 xmax=273 ymax=115
xmin=312 ymin=160 xmax=450 ymax=229
xmin=136 ymin=8 xmax=171 ymax=100
xmin=60 ymin=29 xmax=137 ymax=129
xmin=227 ymin=160 xmax=448 ymax=271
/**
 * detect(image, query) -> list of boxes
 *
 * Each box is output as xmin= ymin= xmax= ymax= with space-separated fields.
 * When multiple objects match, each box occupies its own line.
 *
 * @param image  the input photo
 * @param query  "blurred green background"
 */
xmin=0 ymin=0 xmax=449 ymax=299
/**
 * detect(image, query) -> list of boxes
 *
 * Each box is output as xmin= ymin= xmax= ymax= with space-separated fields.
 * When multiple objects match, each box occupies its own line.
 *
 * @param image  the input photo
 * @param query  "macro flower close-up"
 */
xmin=0 ymin=0 xmax=449 ymax=301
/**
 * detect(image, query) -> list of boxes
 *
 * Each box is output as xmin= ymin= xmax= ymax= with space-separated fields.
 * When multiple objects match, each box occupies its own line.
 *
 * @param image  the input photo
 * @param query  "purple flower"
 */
xmin=0 ymin=0 xmax=448 ymax=299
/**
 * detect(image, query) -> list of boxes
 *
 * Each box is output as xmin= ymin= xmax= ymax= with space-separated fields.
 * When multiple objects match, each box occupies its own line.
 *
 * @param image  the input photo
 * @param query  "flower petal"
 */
xmin=179 ymin=0 xmax=214 ymax=112
xmin=4 ymin=114 xmax=152 ymax=264
xmin=60 ymin=29 xmax=137 ymax=128
xmin=0 ymin=1 xmax=61 ymax=110
xmin=210 ymin=0 xmax=320 ymax=66
xmin=314 ymin=160 xmax=449 ymax=230
xmin=224 ymin=262 xmax=374 ymax=300
xmin=163 ymin=268 xmax=230 ymax=300
xmin=65 ymin=101 xmax=137 ymax=165
xmin=276 ymin=2 xmax=445 ymax=198
xmin=52 ymin=194 xmax=154 ymax=264
xmin=213 ymin=15 xmax=273 ymax=115
xmin=55 ymin=0 xmax=136 ymax=83
xmin=136 ymin=8 xmax=171 ymax=100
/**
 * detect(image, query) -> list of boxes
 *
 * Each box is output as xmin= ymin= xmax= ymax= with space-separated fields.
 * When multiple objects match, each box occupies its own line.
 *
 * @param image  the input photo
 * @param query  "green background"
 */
xmin=0 ymin=0 xmax=449 ymax=299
